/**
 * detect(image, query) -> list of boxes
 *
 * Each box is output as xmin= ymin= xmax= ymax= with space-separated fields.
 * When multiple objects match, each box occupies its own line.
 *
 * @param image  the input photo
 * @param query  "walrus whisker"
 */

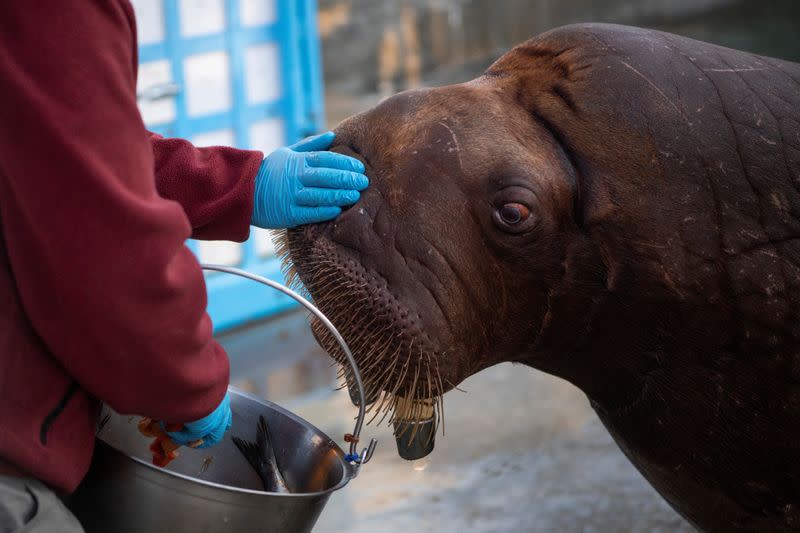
xmin=378 ymin=342 xmax=400 ymax=375
xmin=366 ymin=394 xmax=390 ymax=424
xmin=360 ymin=343 xmax=394 ymax=378
xmin=364 ymin=348 xmax=387 ymax=375
xmin=435 ymin=359 xmax=446 ymax=435
xmin=387 ymin=368 xmax=410 ymax=424
xmin=389 ymin=351 xmax=413 ymax=398
xmin=444 ymin=378 xmax=467 ymax=393
xmin=366 ymin=344 xmax=398 ymax=382
xmin=406 ymin=362 xmax=421 ymax=440
xmin=371 ymin=391 xmax=392 ymax=426
xmin=425 ymin=361 xmax=433 ymax=417
xmin=376 ymin=394 xmax=398 ymax=427
xmin=277 ymin=245 xmax=448 ymax=441
xmin=375 ymin=345 xmax=401 ymax=389
xmin=372 ymin=356 xmax=399 ymax=424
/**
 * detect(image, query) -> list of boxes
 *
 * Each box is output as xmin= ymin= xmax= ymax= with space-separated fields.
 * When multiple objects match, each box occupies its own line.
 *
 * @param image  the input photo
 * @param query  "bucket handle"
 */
xmin=201 ymin=264 xmax=378 ymax=467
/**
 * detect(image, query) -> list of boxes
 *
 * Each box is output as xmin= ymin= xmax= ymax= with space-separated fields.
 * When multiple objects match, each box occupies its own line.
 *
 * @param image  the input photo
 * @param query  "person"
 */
xmin=0 ymin=3 xmax=369 ymax=531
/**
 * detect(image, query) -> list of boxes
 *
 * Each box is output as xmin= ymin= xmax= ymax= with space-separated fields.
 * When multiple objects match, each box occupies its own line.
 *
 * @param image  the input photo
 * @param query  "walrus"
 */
xmin=276 ymin=23 xmax=800 ymax=532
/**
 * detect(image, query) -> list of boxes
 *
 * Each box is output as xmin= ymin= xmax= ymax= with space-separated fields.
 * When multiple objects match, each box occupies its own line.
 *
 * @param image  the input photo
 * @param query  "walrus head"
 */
xmin=277 ymin=22 xmax=800 ymax=531
xmin=278 ymin=31 xmax=608 ymax=427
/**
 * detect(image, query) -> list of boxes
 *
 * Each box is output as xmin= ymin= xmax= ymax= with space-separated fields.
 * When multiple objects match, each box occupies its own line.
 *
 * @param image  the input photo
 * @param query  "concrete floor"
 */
xmin=219 ymin=310 xmax=693 ymax=533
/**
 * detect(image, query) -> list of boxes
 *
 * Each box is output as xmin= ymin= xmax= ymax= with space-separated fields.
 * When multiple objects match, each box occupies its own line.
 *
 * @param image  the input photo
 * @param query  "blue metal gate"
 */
xmin=131 ymin=0 xmax=323 ymax=332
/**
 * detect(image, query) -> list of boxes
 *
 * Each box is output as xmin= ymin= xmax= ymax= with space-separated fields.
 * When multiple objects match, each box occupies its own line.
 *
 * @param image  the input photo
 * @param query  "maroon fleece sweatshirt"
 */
xmin=0 ymin=1 xmax=264 ymax=492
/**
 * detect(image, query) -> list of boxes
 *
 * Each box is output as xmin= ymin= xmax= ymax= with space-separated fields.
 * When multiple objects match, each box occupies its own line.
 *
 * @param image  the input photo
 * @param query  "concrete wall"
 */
xmin=318 ymin=0 xmax=737 ymax=95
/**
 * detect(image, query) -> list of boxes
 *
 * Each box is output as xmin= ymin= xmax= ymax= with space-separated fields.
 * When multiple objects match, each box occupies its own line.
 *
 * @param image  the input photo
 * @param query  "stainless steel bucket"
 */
xmin=67 ymin=264 xmax=377 ymax=533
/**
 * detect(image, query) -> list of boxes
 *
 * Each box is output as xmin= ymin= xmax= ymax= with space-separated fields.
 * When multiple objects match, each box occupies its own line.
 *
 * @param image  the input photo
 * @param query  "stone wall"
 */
xmin=317 ymin=0 xmax=738 ymax=95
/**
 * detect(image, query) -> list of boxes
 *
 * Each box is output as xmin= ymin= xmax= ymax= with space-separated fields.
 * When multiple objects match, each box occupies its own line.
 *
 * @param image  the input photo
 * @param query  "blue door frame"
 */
xmin=134 ymin=0 xmax=323 ymax=333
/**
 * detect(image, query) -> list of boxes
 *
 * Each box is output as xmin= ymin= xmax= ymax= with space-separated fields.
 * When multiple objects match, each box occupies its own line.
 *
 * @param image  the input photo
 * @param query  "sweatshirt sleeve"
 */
xmin=149 ymin=133 xmax=263 ymax=242
xmin=0 ymin=1 xmax=229 ymax=422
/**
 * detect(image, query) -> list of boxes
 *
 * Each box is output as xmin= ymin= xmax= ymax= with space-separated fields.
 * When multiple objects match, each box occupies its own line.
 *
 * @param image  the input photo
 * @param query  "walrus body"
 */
xmin=282 ymin=24 xmax=800 ymax=531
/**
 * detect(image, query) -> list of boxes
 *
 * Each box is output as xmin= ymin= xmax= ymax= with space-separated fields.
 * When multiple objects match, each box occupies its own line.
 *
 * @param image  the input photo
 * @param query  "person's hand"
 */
xmin=251 ymin=131 xmax=369 ymax=229
xmin=163 ymin=393 xmax=232 ymax=449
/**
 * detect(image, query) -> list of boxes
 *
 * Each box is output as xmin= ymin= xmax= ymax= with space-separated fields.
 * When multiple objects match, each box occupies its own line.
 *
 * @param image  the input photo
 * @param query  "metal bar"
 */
xmin=163 ymin=0 xmax=189 ymax=139
xmin=240 ymin=25 xmax=280 ymax=45
xmin=276 ymin=0 xmax=302 ymax=144
xmin=226 ymin=0 xmax=250 ymax=150
xmin=174 ymin=33 xmax=227 ymax=56
xmin=200 ymin=264 xmax=377 ymax=465
xmin=185 ymin=112 xmax=235 ymax=133
xmin=139 ymin=42 xmax=168 ymax=62
xmin=244 ymin=101 xmax=283 ymax=120
xmin=298 ymin=0 xmax=325 ymax=135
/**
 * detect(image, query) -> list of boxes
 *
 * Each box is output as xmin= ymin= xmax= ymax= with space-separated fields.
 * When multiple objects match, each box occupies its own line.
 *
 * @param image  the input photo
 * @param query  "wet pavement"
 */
xmin=219 ymin=310 xmax=693 ymax=532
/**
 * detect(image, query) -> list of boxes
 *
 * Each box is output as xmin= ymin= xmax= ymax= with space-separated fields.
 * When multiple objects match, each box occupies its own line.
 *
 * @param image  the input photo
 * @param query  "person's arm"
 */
xmin=0 ymin=2 xmax=226 ymax=423
xmin=149 ymin=133 xmax=262 ymax=242
xmin=150 ymin=130 xmax=371 ymax=237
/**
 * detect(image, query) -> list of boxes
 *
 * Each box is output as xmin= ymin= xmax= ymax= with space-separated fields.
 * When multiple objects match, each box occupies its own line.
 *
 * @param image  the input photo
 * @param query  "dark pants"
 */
xmin=0 ymin=476 xmax=84 ymax=533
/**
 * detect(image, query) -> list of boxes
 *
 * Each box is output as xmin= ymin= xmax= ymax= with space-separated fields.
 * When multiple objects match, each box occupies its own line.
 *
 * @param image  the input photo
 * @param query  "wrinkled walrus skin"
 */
xmin=284 ymin=24 xmax=800 ymax=531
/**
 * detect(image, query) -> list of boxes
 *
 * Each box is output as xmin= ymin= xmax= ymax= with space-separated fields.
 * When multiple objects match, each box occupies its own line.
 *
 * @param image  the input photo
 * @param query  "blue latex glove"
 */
xmin=163 ymin=393 xmax=232 ymax=449
xmin=251 ymin=131 xmax=369 ymax=229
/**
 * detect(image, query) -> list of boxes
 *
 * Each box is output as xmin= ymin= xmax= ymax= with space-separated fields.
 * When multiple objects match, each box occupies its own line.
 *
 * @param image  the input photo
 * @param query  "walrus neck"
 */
xmin=514 ymin=237 xmax=683 ymax=411
xmin=521 ymin=310 xmax=667 ymax=413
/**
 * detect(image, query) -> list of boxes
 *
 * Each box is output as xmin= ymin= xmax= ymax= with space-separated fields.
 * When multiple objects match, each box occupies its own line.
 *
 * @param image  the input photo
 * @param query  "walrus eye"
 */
xmin=497 ymin=203 xmax=530 ymax=226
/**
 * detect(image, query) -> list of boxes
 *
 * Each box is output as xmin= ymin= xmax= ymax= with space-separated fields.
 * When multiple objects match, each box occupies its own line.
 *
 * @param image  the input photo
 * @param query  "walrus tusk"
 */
xmin=392 ymin=396 xmax=436 ymax=460
xmin=393 ymin=395 xmax=435 ymax=421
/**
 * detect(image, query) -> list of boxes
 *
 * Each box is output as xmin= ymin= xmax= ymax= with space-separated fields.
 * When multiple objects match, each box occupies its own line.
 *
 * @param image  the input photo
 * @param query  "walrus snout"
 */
xmin=327 ymin=142 xmax=364 ymax=167
xmin=327 ymin=142 xmax=371 ymax=215
xmin=283 ymin=80 xmax=577 ymax=428
xmin=286 ymin=215 xmax=467 ymax=400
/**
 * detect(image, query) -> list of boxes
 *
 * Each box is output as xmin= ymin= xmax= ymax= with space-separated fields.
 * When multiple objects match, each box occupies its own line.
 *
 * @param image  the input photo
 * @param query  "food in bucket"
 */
xmin=137 ymin=418 xmax=202 ymax=467
xmin=232 ymin=415 xmax=291 ymax=493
